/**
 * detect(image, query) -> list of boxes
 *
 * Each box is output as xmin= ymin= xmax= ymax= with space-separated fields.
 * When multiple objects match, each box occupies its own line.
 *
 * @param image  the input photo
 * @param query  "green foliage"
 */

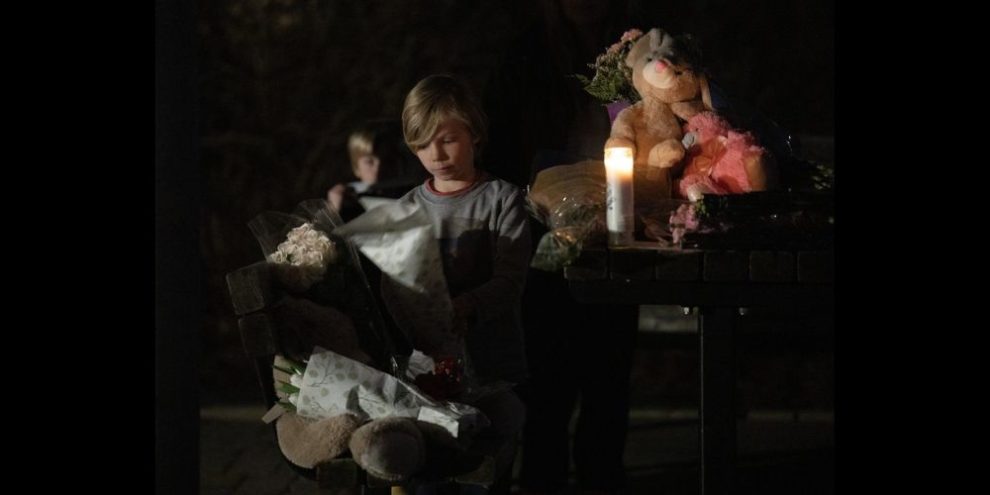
xmin=574 ymin=29 xmax=645 ymax=104
xmin=575 ymin=64 xmax=639 ymax=104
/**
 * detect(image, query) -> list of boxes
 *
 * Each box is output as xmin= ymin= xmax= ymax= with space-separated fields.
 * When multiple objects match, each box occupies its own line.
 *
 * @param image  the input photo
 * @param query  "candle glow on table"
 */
xmin=604 ymin=147 xmax=634 ymax=246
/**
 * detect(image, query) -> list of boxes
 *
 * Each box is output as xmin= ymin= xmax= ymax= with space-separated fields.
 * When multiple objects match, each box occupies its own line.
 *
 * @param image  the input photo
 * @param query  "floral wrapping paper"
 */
xmin=295 ymin=346 xmax=488 ymax=439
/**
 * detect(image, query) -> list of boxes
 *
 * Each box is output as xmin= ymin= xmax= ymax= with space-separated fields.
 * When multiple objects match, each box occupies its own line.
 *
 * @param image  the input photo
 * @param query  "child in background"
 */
xmin=327 ymin=125 xmax=383 ymax=221
xmin=328 ymin=121 xmax=427 ymax=221
xmin=399 ymin=74 xmax=531 ymax=495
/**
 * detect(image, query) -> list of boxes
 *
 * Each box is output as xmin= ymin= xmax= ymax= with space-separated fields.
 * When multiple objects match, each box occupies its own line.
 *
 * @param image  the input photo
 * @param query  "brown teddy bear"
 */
xmin=604 ymin=27 xmax=711 ymax=203
xmin=267 ymin=295 xmax=488 ymax=486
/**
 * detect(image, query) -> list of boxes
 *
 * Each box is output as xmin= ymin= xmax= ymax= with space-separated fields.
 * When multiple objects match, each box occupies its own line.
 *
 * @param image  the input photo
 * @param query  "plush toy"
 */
xmin=267 ymin=295 xmax=485 ymax=483
xmin=675 ymin=111 xmax=775 ymax=200
xmin=604 ymin=27 xmax=710 ymax=200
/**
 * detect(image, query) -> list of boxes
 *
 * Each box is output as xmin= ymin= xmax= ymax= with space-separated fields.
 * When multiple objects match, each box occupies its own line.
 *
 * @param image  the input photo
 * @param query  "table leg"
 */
xmin=699 ymin=306 xmax=737 ymax=495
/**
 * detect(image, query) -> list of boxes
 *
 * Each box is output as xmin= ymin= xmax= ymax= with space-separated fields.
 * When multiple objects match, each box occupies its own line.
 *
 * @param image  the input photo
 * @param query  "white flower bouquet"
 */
xmin=248 ymin=199 xmax=348 ymax=293
xmin=247 ymin=198 xmax=406 ymax=375
xmin=266 ymin=222 xmax=338 ymax=290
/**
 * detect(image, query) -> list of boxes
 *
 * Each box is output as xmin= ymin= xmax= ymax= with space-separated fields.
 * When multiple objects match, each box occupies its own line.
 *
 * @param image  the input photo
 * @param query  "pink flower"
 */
xmin=669 ymin=203 xmax=701 ymax=244
xmin=607 ymin=42 xmax=623 ymax=54
xmin=621 ymin=29 xmax=643 ymax=43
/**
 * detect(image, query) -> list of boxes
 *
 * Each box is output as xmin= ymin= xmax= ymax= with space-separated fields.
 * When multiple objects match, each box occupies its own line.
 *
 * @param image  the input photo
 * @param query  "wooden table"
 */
xmin=563 ymin=243 xmax=834 ymax=495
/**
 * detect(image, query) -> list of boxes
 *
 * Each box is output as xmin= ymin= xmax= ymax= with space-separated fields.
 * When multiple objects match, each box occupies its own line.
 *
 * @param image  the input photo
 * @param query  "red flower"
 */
xmin=413 ymin=356 xmax=465 ymax=401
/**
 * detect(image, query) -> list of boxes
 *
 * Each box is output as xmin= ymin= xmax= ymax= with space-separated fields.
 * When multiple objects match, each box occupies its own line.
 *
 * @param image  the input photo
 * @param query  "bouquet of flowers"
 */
xmin=575 ymin=29 xmax=644 ymax=105
xmin=248 ymin=199 xmax=347 ymax=293
xmin=527 ymin=161 xmax=608 ymax=271
xmin=247 ymin=199 xmax=403 ymax=374
xmin=267 ymin=222 xmax=338 ymax=291
xmin=334 ymin=200 xmax=498 ymax=402
xmin=333 ymin=202 xmax=455 ymax=352
xmin=272 ymin=347 xmax=489 ymax=440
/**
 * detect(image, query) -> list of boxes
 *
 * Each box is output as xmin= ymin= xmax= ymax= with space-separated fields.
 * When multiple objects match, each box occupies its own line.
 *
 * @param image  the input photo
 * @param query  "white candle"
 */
xmin=604 ymin=147 xmax=634 ymax=246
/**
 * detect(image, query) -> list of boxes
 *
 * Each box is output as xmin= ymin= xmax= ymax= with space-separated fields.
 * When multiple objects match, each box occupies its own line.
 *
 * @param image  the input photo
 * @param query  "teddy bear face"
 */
xmin=626 ymin=28 xmax=702 ymax=104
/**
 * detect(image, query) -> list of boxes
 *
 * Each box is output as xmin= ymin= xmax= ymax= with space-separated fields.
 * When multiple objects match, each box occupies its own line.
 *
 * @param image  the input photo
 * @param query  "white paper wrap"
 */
xmin=357 ymin=196 xmax=398 ymax=212
xmin=333 ymin=200 xmax=462 ymax=358
xmin=295 ymin=346 xmax=489 ymax=439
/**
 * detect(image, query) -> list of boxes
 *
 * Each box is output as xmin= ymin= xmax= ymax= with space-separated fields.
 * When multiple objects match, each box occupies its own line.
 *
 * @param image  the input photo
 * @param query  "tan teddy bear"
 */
xmin=604 ymin=27 xmax=710 ymax=203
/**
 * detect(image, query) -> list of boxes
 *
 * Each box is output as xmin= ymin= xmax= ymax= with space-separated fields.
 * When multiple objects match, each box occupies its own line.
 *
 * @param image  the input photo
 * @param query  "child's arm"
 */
xmin=456 ymin=187 xmax=531 ymax=326
xmin=327 ymin=183 xmax=348 ymax=213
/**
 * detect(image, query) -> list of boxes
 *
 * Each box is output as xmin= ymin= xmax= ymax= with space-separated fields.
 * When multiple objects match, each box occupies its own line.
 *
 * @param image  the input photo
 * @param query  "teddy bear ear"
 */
xmin=648 ymin=28 xmax=664 ymax=50
xmin=625 ymin=29 xmax=657 ymax=68
xmin=699 ymin=73 xmax=713 ymax=111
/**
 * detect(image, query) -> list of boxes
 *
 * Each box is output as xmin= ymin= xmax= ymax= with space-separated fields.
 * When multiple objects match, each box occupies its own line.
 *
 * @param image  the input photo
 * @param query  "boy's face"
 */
xmin=354 ymin=155 xmax=380 ymax=184
xmin=414 ymin=118 xmax=476 ymax=183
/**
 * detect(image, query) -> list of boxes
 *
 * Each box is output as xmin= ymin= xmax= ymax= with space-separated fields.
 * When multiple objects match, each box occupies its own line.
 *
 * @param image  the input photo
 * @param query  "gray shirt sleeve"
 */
xmin=461 ymin=186 xmax=531 ymax=325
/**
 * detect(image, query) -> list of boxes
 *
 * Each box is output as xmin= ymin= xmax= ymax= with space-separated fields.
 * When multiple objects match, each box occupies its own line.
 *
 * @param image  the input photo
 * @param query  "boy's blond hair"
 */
xmin=401 ymin=74 xmax=487 ymax=154
xmin=346 ymin=128 xmax=376 ymax=174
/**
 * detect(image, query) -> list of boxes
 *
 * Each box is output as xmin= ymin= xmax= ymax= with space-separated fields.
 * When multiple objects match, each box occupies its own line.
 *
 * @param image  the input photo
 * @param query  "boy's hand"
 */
xmin=451 ymin=295 xmax=477 ymax=336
